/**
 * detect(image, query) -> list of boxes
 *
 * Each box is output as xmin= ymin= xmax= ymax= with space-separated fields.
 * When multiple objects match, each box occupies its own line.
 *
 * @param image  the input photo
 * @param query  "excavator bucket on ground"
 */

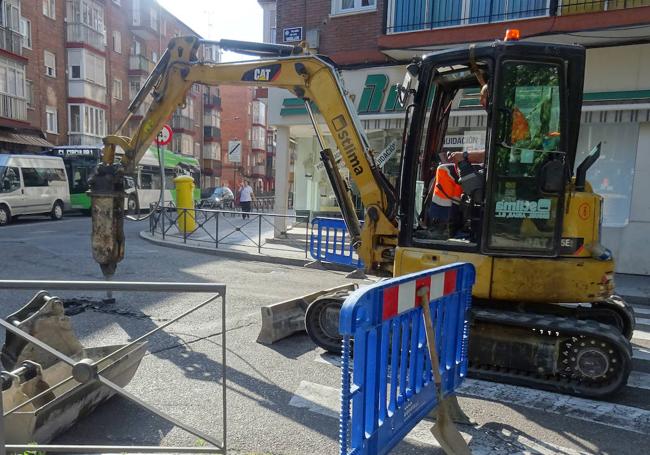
xmin=1 ymin=291 xmax=147 ymax=444
xmin=257 ymin=283 xmax=357 ymax=345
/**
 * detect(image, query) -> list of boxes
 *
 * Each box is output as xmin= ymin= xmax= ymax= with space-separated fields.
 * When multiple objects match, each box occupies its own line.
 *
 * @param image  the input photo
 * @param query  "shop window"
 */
xmin=576 ymin=123 xmax=639 ymax=227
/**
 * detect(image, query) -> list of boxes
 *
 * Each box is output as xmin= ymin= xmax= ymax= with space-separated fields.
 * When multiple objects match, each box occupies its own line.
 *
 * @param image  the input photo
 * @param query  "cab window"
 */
xmin=486 ymin=61 xmax=563 ymax=253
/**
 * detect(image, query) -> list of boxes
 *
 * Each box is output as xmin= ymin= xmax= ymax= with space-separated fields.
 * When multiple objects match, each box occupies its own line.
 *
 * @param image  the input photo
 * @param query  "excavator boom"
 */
xmin=91 ymin=36 xmax=398 ymax=278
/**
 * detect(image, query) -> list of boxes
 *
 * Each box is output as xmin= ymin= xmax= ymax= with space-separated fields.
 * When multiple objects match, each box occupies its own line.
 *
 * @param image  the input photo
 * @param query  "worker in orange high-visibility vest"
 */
xmin=421 ymin=85 xmax=490 ymax=239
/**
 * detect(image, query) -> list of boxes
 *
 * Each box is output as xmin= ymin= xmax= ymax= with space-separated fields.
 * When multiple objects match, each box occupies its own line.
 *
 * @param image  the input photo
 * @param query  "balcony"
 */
xmin=129 ymin=55 xmax=154 ymax=75
xmin=130 ymin=6 xmax=159 ymax=40
xmin=385 ymin=0 xmax=650 ymax=34
xmin=252 ymin=165 xmax=266 ymax=177
xmin=0 ymin=93 xmax=27 ymax=122
xmin=0 ymin=25 xmax=23 ymax=56
xmin=204 ymin=94 xmax=221 ymax=110
xmin=66 ymin=22 xmax=105 ymax=51
xmin=171 ymin=114 xmax=194 ymax=132
xmin=204 ymin=126 xmax=221 ymax=142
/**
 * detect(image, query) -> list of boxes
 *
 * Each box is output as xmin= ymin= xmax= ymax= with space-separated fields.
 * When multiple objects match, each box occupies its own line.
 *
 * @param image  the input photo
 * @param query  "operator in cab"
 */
xmin=419 ymin=84 xmax=489 ymax=239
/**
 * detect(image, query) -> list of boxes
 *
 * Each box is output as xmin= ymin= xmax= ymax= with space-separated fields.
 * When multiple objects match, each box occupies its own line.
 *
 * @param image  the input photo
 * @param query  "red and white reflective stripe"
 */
xmin=381 ymin=269 xmax=457 ymax=321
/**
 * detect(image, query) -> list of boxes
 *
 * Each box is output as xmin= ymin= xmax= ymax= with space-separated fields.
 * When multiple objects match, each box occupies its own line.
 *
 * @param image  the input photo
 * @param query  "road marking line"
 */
xmin=314 ymin=353 xmax=342 ymax=368
xmin=634 ymin=307 xmax=650 ymax=316
xmin=633 ymin=347 xmax=650 ymax=362
xmin=290 ymin=381 xmax=594 ymax=454
xmin=633 ymin=329 xmax=650 ymax=341
xmin=289 ymin=380 xmax=339 ymax=418
xmin=635 ymin=317 xmax=650 ymax=326
xmin=458 ymin=379 xmax=650 ymax=435
xmin=628 ymin=371 xmax=650 ymax=391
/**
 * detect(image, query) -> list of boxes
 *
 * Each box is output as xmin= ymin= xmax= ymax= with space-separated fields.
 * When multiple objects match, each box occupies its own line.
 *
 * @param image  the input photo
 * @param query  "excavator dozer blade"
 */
xmin=257 ymin=283 xmax=357 ymax=345
xmin=1 ymin=291 xmax=147 ymax=445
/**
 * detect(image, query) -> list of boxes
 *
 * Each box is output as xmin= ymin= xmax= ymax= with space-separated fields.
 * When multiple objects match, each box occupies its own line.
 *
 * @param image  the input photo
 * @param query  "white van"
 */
xmin=0 ymin=154 xmax=71 ymax=226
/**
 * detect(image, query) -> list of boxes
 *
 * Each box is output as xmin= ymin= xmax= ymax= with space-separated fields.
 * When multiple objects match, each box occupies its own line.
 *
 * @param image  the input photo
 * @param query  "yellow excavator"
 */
xmin=89 ymin=34 xmax=634 ymax=401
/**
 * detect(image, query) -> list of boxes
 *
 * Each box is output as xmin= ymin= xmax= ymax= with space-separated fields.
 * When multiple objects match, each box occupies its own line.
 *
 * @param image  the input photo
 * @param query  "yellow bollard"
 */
xmin=174 ymin=175 xmax=196 ymax=233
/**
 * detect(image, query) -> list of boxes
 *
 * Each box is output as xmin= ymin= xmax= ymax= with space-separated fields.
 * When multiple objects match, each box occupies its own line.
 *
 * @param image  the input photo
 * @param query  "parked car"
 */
xmin=198 ymin=186 xmax=234 ymax=209
xmin=0 ymin=154 xmax=71 ymax=226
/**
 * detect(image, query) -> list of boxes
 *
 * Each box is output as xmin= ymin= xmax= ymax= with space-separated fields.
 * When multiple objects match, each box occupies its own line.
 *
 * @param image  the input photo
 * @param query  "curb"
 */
xmin=139 ymin=231 xmax=311 ymax=268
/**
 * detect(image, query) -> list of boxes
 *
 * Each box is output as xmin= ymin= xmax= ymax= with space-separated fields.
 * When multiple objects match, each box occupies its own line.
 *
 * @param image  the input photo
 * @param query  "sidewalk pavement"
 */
xmin=141 ymin=211 xmax=313 ymax=267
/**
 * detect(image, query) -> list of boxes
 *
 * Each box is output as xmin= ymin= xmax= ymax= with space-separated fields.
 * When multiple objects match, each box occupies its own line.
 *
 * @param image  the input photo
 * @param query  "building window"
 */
xmin=112 ymin=31 xmax=121 ymax=53
xmin=69 ymin=103 xmax=106 ymax=136
xmin=132 ymin=0 xmax=140 ymax=25
xmin=26 ymin=80 xmax=33 ymax=108
xmin=112 ymin=0 xmax=120 ymax=5
xmin=0 ymin=57 xmax=27 ymax=98
xmin=20 ymin=18 xmax=32 ymax=49
xmin=43 ymin=0 xmax=56 ymax=19
xmin=332 ymin=0 xmax=375 ymax=15
xmin=113 ymin=78 xmax=122 ymax=100
xmin=70 ymin=65 xmax=81 ymax=79
xmin=69 ymin=105 xmax=81 ymax=132
xmin=44 ymin=51 xmax=56 ymax=78
xmin=46 ymin=106 xmax=58 ymax=133
xmin=149 ymin=7 xmax=158 ymax=31
xmin=85 ymin=52 xmax=106 ymax=86
xmin=152 ymin=51 xmax=158 ymax=63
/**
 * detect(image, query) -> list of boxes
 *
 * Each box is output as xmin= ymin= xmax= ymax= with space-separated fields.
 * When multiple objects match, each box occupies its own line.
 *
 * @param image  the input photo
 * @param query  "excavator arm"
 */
xmin=90 ymin=36 xmax=398 ymax=277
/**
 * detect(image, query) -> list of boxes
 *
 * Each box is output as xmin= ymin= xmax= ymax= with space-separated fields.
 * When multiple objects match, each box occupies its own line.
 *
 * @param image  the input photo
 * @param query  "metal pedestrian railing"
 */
xmin=339 ymin=263 xmax=475 ymax=455
xmin=150 ymin=202 xmax=309 ymax=257
xmin=0 ymin=280 xmax=227 ymax=454
xmin=309 ymin=217 xmax=363 ymax=268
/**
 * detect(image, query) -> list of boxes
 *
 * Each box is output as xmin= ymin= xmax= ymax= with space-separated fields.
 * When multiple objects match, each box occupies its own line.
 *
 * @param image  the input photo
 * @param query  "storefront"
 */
xmin=269 ymin=43 xmax=650 ymax=274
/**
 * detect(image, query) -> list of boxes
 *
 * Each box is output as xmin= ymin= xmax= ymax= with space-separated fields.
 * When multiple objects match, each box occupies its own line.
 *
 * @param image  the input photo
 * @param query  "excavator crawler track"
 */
xmin=469 ymin=308 xmax=633 ymax=398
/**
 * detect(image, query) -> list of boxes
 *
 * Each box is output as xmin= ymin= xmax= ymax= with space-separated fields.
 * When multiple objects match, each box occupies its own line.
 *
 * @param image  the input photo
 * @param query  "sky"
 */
xmin=157 ymin=0 xmax=264 ymax=62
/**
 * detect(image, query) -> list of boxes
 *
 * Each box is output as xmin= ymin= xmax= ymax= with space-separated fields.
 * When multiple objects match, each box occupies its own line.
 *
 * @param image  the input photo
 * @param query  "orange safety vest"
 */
xmin=431 ymin=164 xmax=463 ymax=207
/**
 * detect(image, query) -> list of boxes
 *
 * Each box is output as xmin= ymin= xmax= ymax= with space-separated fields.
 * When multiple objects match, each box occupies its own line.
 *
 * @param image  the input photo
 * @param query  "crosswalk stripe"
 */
xmin=633 ymin=329 xmax=650 ymax=341
xmin=290 ymin=380 xmax=604 ymax=454
xmin=628 ymin=371 xmax=650 ymax=390
xmin=313 ymin=353 xmax=650 ymax=434
xmin=636 ymin=317 xmax=650 ymax=326
xmin=633 ymin=347 xmax=650 ymax=362
xmin=458 ymin=379 xmax=650 ymax=435
xmin=633 ymin=306 xmax=650 ymax=316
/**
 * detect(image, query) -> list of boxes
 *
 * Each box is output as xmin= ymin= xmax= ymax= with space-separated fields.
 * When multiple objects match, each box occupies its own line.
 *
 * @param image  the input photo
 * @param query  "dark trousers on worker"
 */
xmin=241 ymin=201 xmax=252 ymax=219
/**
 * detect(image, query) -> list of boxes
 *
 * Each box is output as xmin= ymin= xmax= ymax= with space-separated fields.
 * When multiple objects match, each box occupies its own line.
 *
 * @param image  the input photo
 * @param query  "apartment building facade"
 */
xmin=264 ymin=0 xmax=650 ymax=275
xmin=219 ymin=85 xmax=274 ymax=194
xmin=0 ymin=0 xmax=223 ymax=188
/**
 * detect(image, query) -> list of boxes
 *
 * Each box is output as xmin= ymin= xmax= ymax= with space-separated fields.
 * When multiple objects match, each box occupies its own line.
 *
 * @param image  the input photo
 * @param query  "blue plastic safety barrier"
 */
xmin=339 ymin=263 xmax=475 ymax=455
xmin=309 ymin=217 xmax=363 ymax=268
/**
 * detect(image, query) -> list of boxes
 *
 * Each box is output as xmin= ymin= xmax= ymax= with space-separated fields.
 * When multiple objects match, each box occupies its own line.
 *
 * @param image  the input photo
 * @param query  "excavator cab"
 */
xmin=400 ymin=38 xmax=585 ymax=257
xmin=393 ymin=38 xmax=636 ymax=398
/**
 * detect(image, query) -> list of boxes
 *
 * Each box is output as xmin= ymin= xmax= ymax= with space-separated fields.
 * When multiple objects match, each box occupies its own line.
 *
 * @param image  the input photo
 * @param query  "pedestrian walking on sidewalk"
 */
xmin=240 ymin=180 xmax=255 ymax=219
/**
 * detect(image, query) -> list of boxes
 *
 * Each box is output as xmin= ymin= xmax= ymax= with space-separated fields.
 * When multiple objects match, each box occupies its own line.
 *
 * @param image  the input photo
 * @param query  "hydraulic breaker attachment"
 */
xmin=257 ymin=283 xmax=357 ymax=345
xmin=89 ymin=163 xmax=125 ymax=278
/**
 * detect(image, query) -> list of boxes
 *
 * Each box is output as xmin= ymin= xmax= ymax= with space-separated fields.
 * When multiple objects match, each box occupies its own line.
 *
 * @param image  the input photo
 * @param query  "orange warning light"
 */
xmin=504 ymin=29 xmax=521 ymax=41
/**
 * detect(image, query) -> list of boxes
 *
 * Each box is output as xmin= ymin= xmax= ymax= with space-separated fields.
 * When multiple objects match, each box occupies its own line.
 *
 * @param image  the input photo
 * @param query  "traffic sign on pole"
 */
xmin=155 ymin=125 xmax=173 ymax=146
xmin=228 ymin=140 xmax=241 ymax=163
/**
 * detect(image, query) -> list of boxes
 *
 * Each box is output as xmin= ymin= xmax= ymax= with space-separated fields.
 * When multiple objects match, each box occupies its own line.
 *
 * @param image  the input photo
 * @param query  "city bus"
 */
xmin=48 ymin=145 xmax=201 ymax=213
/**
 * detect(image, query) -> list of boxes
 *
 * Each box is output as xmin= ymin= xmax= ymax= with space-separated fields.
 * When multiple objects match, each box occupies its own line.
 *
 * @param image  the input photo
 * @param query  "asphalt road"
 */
xmin=1 ymin=213 xmax=649 ymax=455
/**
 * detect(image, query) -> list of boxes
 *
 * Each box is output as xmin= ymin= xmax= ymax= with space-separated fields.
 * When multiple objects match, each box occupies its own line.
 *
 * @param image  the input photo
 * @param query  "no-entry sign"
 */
xmin=155 ymin=124 xmax=173 ymax=146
